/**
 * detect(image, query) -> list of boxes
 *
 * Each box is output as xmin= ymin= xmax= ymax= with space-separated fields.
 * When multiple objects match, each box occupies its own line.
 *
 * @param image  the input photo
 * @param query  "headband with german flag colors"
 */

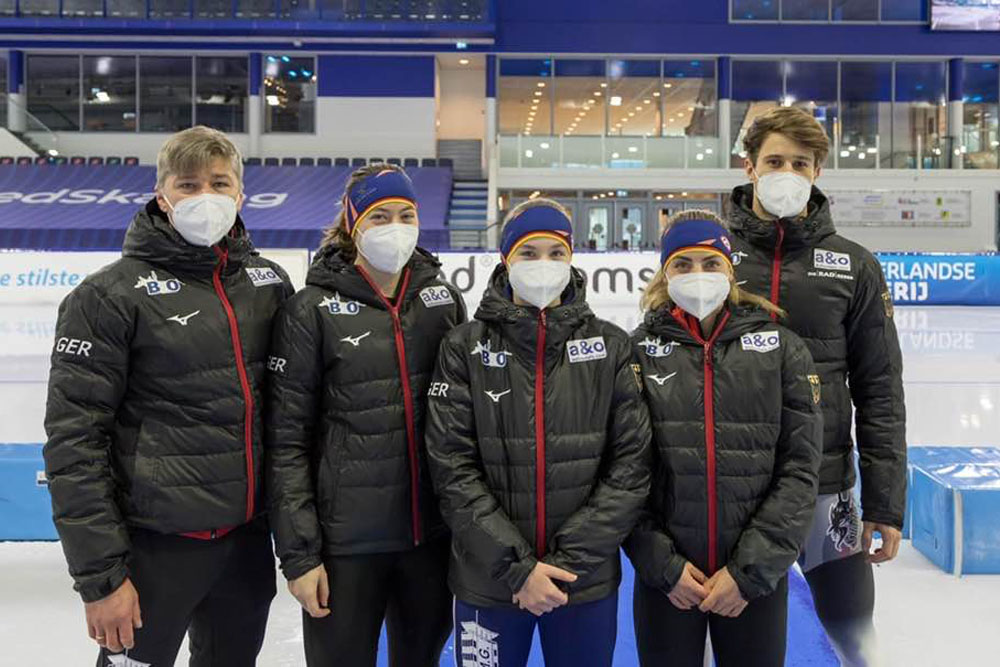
xmin=660 ymin=218 xmax=733 ymax=268
xmin=500 ymin=205 xmax=573 ymax=261
xmin=343 ymin=168 xmax=418 ymax=236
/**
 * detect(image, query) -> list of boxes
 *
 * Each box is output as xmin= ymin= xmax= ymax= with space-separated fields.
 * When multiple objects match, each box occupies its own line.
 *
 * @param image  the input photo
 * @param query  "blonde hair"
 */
xmin=320 ymin=162 xmax=409 ymax=253
xmin=641 ymin=209 xmax=786 ymax=318
xmin=742 ymin=106 xmax=830 ymax=168
xmin=155 ymin=125 xmax=243 ymax=190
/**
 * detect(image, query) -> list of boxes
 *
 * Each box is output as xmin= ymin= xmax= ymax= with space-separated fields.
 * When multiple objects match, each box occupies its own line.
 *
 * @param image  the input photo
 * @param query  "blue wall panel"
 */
xmin=317 ymin=55 xmax=435 ymax=97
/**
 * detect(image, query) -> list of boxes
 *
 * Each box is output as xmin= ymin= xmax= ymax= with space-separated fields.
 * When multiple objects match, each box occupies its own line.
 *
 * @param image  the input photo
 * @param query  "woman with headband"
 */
xmin=626 ymin=210 xmax=823 ymax=667
xmin=425 ymin=198 xmax=651 ymax=667
xmin=266 ymin=164 xmax=466 ymax=666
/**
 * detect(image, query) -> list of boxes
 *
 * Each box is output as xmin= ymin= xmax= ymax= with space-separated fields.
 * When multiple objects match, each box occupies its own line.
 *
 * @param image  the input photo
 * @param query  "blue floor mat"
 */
xmin=377 ymin=557 xmax=839 ymax=666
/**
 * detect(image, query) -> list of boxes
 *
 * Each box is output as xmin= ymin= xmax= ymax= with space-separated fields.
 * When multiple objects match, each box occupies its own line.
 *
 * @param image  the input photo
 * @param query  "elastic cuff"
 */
xmin=281 ymin=554 xmax=323 ymax=581
xmin=861 ymin=512 xmax=904 ymax=530
xmin=728 ymin=563 xmax=770 ymax=601
xmin=504 ymin=556 xmax=538 ymax=596
xmin=77 ymin=563 xmax=129 ymax=603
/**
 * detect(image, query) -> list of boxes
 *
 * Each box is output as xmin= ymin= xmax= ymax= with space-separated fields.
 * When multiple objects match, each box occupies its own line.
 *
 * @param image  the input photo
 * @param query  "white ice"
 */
xmin=1 ymin=303 xmax=999 ymax=666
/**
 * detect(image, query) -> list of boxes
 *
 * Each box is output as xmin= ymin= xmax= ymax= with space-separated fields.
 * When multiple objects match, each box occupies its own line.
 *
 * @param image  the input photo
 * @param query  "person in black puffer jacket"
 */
xmin=627 ymin=211 xmax=822 ymax=667
xmin=44 ymin=127 xmax=292 ymax=666
xmin=425 ymin=199 xmax=651 ymax=667
xmin=728 ymin=107 xmax=906 ymax=666
xmin=266 ymin=164 xmax=466 ymax=667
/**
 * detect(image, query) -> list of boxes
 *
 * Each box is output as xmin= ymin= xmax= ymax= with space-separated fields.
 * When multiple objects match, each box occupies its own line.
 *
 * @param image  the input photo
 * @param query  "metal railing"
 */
xmin=0 ymin=93 xmax=60 ymax=157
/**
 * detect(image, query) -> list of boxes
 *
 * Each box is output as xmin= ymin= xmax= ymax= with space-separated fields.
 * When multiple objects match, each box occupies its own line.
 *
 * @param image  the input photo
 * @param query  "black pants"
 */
xmin=97 ymin=518 xmax=276 ymax=667
xmin=303 ymin=538 xmax=452 ymax=667
xmin=804 ymin=552 xmax=878 ymax=666
xmin=633 ymin=574 xmax=789 ymax=667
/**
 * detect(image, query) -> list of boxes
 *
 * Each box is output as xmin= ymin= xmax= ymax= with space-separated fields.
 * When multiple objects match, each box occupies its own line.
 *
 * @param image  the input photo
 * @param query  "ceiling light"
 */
xmin=537 ymin=82 xmax=546 ymax=87
xmin=540 ymin=142 xmax=550 ymax=149
xmin=653 ymin=91 xmax=661 ymax=97
xmin=610 ymin=96 xmax=622 ymax=106
xmin=458 ymin=58 xmax=469 ymax=65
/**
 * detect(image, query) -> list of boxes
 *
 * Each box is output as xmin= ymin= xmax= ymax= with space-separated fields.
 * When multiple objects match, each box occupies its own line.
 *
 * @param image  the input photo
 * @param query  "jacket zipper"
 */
xmin=212 ymin=246 xmax=256 ymax=523
xmin=768 ymin=220 xmax=786 ymax=321
xmin=356 ymin=266 xmax=421 ymax=546
xmin=672 ymin=307 xmax=731 ymax=575
xmin=534 ymin=310 xmax=548 ymax=559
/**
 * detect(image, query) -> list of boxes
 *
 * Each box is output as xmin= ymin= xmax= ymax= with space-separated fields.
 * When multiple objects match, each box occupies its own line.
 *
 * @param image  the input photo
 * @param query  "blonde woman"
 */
xmin=626 ymin=210 xmax=823 ymax=667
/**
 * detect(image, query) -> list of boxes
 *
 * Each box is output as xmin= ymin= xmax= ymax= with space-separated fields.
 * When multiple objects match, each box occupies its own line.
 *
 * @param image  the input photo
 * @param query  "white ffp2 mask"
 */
xmin=357 ymin=223 xmax=420 ymax=274
xmin=668 ymin=272 xmax=730 ymax=321
xmin=165 ymin=193 xmax=238 ymax=247
xmin=755 ymin=170 xmax=812 ymax=219
xmin=508 ymin=260 xmax=571 ymax=311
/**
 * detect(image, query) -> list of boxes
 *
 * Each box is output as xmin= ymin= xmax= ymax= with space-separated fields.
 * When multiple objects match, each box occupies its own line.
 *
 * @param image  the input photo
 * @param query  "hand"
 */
xmin=667 ymin=562 xmax=708 ymax=611
xmin=85 ymin=578 xmax=142 ymax=653
xmin=288 ymin=564 xmax=331 ymax=618
xmin=699 ymin=567 xmax=747 ymax=618
xmin=863 ymin=522 xmax=902 ymax=564
xmin=512 ymin=562 xmax=577 ymax=616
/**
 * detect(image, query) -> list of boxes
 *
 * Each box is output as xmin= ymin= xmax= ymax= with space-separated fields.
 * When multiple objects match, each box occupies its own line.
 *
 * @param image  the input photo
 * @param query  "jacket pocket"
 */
xmin=130 ymin=421 xmax=162 ymax=521
xmin=316 ymin=422 xmax=346 ymax=519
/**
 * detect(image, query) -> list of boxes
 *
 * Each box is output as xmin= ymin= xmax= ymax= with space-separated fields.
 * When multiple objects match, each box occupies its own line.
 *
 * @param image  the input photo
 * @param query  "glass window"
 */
xmin=785 ymin=61 xmax=838 ymax=154
xmin=841 ymin=61 xmax=892 ymax=168
xmin=195 ymin=56 xmax=248 ymax=133
xmin=236 ymin=0 xmax=276 ymax=17
xmin=18 ymin=0 xmax=59 ymax=16
xmin=963 ymin=61 xmax=999 ymax=169
xmin=149 ymin=0 xmax=190 ymax=17
xmin=893 ymin=61 xmax=947 ymax=168
xmin=0 ymin=0 xmax=14 ymax=15
xmin=263 ymin=55 xmax=316 ymax=133
xmin=782 ymin=0 xmax=828 ymax=20
xmin=106 ymin=0 xmax=144 ymax=17
xmin=832 ymin=0 xmax=877 ymax=21
xmin=731 ymin=60 xmax=782 ymax=165
xmin=663 ymin=59 xmax=717 ymax=138
xmin=881 ymin=0 xmax=922 ymax=20
xmin=139 ymin=56 xmax=192 ymax=132
xmin=27 ymin=55 xmax=80 ymax=131
xmin=731 ymin=0 xmax=778 ymax=20
xmin=608 ymin=59 xmax=659 ymax=137
xmin=195 ymin=0 xmax=234 ymax=17
xmin=83 ymin=55 xmax=136 ymax=132
xmin=63 ymin=0 xmax=104 ymax=16
xmin=498 ymin=58 xmax=552 ymax=136
xmin=554 ymin=59 xmax=606 ymax=137
xmin=0 ymin=56 xmax=6 ymax=128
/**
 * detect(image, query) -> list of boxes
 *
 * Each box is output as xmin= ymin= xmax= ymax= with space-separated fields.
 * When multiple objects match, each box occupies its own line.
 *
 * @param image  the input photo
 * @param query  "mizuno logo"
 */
xmin=484 ymin=389 xmax=511 ymax=403
xmin=647 ymin=372 xmax=677 ymax=386
xmin=340 ymin=331 xmax=372 ymax=347
xmin=167 ymin=311 xmax=200 ymax=326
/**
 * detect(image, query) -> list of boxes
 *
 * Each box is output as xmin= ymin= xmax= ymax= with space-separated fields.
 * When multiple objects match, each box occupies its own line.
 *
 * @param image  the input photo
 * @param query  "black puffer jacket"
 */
xmin=266 ymin=245 xmax=466 ymax=580
xmin=728 ymin=184 xmax=907 ymax=528
xmin=425 ymin=265 xmax=651 ymax=608
xmin=44 ymin=199 xmax=293 ymax=602
xmin=626 ymin=306 xmax=822 ymax=601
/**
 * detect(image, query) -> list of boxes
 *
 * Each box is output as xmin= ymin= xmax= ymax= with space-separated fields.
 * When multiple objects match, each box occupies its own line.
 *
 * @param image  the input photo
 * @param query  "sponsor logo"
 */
xmin=267 ymin=356 xmax=287 ymax=374
xmin=740 ymin=331 xmax=781 ymax=354
xmin=55 ymin=336 xmax=92 ymax=357
xmin=134 ymin=271 xmax=181 ymax=296
xmin=471 ymin=340 xmax=509 ymax=368
xmin=807 ymin=270 xmax=855 ymax=281
xmin=484 ymin=389 xmax=511 ymax=403
xmin=808 ymin=374 xmax=821 ymax=405
xmin=459 ymin=620 xmax=500 ymax=667
xmin=318 ymin=292 xmax=363 ymax=316
xmin=427 ymin=382 xmax=449 ymax=398
xmin=566 ymin=336 xmax=607 ymax=363
xmin=0 ymin=188 xmax=286 ymax=209
xmin=245 ymin=266 xmax=284 ymax=287
xmin=166 ymin=311 xmax=200 ymax=327
xmin=36 ymin=470 xmax=47 ymax=487
xmin=419 ymin=285 xmax=455 ymax=308
xmin=813 ymin=249 xmax=852 ymax=272
xmin=647 ymin=372 xmax=677 ymax=387
xmin=106 ymin=654 xmax=152 ymax=667
xmin=637 ymin=336 xmax=676 ymax=358
xmin=732 ymin=250 xmax=748 ymax=267
xmin=340 ymin=331 xmax=371 ymax=347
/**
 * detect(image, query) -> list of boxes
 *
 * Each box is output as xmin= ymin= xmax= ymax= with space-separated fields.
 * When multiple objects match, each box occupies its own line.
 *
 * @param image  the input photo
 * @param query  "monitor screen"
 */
xmin=931 ymin=1 xmax=1000 ymax=31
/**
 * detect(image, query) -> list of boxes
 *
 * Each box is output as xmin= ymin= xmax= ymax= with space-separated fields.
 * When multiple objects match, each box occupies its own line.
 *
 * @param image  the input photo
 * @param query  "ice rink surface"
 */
xmin=2 ymin=302 xmax=999 ymax=666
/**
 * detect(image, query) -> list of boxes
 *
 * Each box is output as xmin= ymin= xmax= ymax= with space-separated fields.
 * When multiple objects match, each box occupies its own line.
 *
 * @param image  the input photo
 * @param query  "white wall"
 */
xmin=498 ymin=167 xmax=999 ymax=252
xmin=26 ymin=96 xmax=437 ymax=164
xmin=437 ymin=62 xmax=486 ymax=141
xmin=0 ymin=128 xmax=42 ymax=159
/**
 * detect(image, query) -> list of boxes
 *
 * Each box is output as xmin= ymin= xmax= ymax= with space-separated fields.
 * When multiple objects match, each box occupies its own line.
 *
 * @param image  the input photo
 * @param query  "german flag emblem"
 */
xmin=808 ymin=374 xmax=821 ymax=405
xmin=631 ymin=363 xmax=644 ymax=392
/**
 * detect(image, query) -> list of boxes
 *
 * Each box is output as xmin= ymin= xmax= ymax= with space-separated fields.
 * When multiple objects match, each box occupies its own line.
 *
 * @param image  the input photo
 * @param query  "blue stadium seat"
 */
xmin=281 ymin=157 xmax=298 ymax=166
xmin=70 ymin=156 xmax=86 ymax=165
xmin=299 ymin=157 xmax=315 ymax=166
xmin=334 ymin=157 xmax=350 ymax=166
xmin=387 ymin=158 xmax=402 ymax=166
xmin=88 ymin=157 xmax=104 ymax=165
xmin=438 ymin=157 xmax=454 ymax=168
xmin=17 ymin=156 xmax=34 ymax=166
xmin=351 ymin=158 xmax=367 ymax=167
xmin=369 ymin=158 xmax=384 ymax=165
xmin=34 ymin=156 xmax=48 ymax=165
xmin=264 ymin=157 xmax=280 ymax=166
xmin=124 ymin=156 xmax=139 ymax=165
xmin=403 ymin=158 xmax=419 ymax=167
xmin=106 ymin=157 xmax=122 ymax=165
xmin=244 ymin=157 xmax=262 ymax=166
xmin=421 ymin=158 xmax=438 ymax=167
xmin=317 ymin=157 xmax=333 ymax=166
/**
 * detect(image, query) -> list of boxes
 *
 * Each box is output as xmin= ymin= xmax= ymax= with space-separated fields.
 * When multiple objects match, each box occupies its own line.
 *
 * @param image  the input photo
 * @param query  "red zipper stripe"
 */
xmin=672 ymin=307 xmax=731 ymax=575
xmin=768 ymin=221 xmax=786 ymax=321
xmin=356 ymin=266 xmax=422 ymax=546
xmin=534 ymin=311 xmax=548 ymax=559
xmin=212 ymin=247 xmax=256 ymax=522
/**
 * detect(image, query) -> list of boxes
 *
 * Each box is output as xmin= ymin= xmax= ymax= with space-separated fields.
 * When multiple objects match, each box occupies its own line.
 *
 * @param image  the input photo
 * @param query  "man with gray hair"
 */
xmin=44 ymin=126 xmax=292 ymax=666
